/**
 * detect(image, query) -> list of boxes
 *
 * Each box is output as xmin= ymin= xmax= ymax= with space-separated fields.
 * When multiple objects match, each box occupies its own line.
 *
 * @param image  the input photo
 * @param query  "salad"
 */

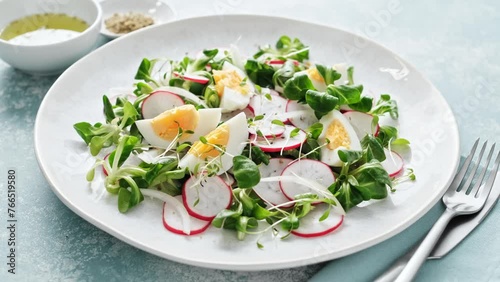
xmin=74 ymin=36 xmax=415 ymax=245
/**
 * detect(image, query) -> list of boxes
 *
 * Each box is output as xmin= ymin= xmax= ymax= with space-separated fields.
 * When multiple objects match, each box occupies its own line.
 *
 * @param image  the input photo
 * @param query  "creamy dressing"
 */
xmin=8 ymin=29 xmax=81 ymax=45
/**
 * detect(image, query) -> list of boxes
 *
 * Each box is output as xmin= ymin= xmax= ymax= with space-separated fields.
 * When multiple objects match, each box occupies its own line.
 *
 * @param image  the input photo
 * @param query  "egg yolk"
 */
xmin=189 ymin=124 xmax=230 ymax=159
xmin=151 ymin=104 xmax=199 ymax=141
xmin=326 ymin=120 xmax=351 ymax=150
xmin=213 ymin=70 xmax=250 ymax=96
xmin=307 ymin=67 xmax=325 ymax=83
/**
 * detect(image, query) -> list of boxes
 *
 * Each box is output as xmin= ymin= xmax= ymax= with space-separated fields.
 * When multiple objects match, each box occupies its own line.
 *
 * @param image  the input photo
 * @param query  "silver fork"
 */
xmin=395 ymin=139 xmax=500 ymax=282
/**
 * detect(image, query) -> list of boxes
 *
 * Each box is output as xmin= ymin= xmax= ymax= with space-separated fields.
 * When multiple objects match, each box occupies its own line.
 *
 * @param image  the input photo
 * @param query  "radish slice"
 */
xmin=280 ymin=159 xmax=335 ymax=202
xmin=381 ymin=149 xmax=404 ymax=177
xmin=221 ymin=107 xmax=254 ymax=122
xmin=173 ymin=72 xmax=209 ymax=84
xmin=220 ymin=173 xmax=235 ymax=187
xmin=156 ymin=86 xmax=208 ymax=108
xmin=250 ymin=125 xmax=306 ymax=153
xmin=182 ymin=174 xmax=232 ymax=220
xmin=266 ymin=59 xmax=300 ymax=66
xmin=253 ymin=158 xmax=294 ymax=208
xmin=261 ymin=88 xmax=280 ymax=96
xmin=286 ymin=100 xmax=318 ymax=130
xmin=248 ymin=94 xmax=288 ymax=123
xmin=248 ymin=120 xmax=286 ymax=138
xmin=343 ymin=110 xmax=380 ymax=138
xmin=291 ymin=204 xmax=344 ymax=238
xmin=141 ymin=189 xmax=191 ymax=235
xmin=163 ymin=196 xmax=211 ymax=236
xmin=141 ymin=91 xmax=185 ymax=119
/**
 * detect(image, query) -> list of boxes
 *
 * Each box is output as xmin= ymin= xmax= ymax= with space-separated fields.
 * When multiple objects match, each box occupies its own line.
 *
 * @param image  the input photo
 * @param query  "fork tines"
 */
xmin=455 ymin=139 xmax=500 ymax=197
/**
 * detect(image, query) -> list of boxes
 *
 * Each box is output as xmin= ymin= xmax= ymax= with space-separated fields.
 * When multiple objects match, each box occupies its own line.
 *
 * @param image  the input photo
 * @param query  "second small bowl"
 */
xmin=100 ymin=0 xmax=175 ymax=39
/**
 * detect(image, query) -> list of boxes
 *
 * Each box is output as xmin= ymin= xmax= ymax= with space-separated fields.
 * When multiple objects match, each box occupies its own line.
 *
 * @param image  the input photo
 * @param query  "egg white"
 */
xmin=318 ymin=110 xmax=361 ymax=166
xmin=136 ymin=108 xmax=221 ymax=149
xmin=179 ymin=112 xmax=248 ymax=175
xmin=218 ymin=62 xmax=255 ymax=113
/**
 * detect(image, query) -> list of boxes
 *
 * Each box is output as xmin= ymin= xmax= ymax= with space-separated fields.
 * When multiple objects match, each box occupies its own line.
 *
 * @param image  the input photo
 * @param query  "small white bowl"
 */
xmin=0 ymin=0 xmax=102 ymax=75
xmin=100 ymin=0 xmax=175 ymax=39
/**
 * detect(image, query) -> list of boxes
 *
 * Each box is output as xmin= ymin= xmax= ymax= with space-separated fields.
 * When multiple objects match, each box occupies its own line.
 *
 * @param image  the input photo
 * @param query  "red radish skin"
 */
xmin=285 ymin=100 xmax=318 ymax=130
xmin=182 ymin=174 xmax=232 ymax=221
xmin=279 ymin=159 xmax=336 ymax=202
xmin=162 ymin=196 xmax=211 ymax=236
xmin=173 ymin=72 xmax=209 ymax=84
xmin=102 ymin=153 xmax=110 ymax=176
xmin=141 ymin=90 xmax=185 ymax=119
xmin=381 ymin=149 xmax=404 ymax=177
xmin=342 ymin=110 xmax=380 ymax=137
xmin=291 ymin=204 xmax=344 ymax=238
xmin=250 ymin=126 xmax=307 ymax=153
xmin=253 ymin=158 xmax=294 ymax=208
xmin=266 ymin=59 xmax=300 ymax=66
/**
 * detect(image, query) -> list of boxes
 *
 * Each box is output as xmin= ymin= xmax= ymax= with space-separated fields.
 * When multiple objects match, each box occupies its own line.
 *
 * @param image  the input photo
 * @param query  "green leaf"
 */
xmin=290 ymin=128 xmax=301 ymax=138
xmin=242 ymin=145 xmax=270 ymax=165
xmin=133 ymin=82 xmax=154 ymax=96
xmin=86 ymin=167 xmax=95 ymax=182
xmin=305 ymin=90 xmax=339 ymax=114
xmin=275 ymin=36 xmax=309 ymax=62
xmin=347 ymin=66 xmax=355 ymax=85
xmin=199 ymin=136 xmax=208 ymax=144
xmin=283 ymin=74 xmax=315 ymax=101
xmin=370 ymin=94 xmax=399 ymax=119
xmin=351 ymin=160 xmax=392 ymax=200
xmin=338 ymin=150 xmax=363 ymax=164
xmin=232 ymin=156 xmax=261 ymax=188
xmin=108 ymin=135 xmax=139 ymax=167
xmin=253 ymin=204 xmax=275 ymax=220
xmin=392 ymin=138 xmax=410 ymax=145
xmin=361 ymin=135 xmax=386 ymax=162
xmin=89 ymin=135 xmax=110 ymax=156
xmin=332 ymin=181 xmax=364 ymax=211
xmin=73 ymin=122 xmax=94 ymax=145
xmin=244 ymin=59 xmax=275 ymax=87
xmin=272 ymin=60 xmax=295 ymax=87
xmin=326 ymin=84 xmax=362 ymax=105
xmin=134 ymin=58 xmax=158 ymax=86
xmin=102 ymin=95 xmax=116 ymax=123
xmin=203 ymin=85 xmax=220 ymax=108
xmin=319 ymin=206 xmax=331 ymax=222
xmin=376 ymin=126 xmax=399 ymax=147
xmin=316 ymin=64 xmax=341 ymax=85
xmin=307 ymin=122 xmax=324 ymax=140
xmin=281 ymin=214 xmax=300 ymax=231
xmin=203 ymin=49 xmax=218 ymax=58
xmin=349 ymin=96 xmax=373 ymax=113
xmin=271 ymin=119 xmax=285 ymax=127
xmin=118 ymin=188 xmax=131 ymax=213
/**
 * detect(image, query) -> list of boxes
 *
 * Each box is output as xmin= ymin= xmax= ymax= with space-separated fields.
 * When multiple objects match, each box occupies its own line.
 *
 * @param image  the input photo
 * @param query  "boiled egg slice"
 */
xmin=318 ymin=110 xmax=361 ymax=166
xmin=295 ymin=66 xmax=327 ymax=92
xmin=135 ymin=104 xmax=221 ymax=149
xmin=179 ymin=112 xmax=248 ymax=175
xmin=213 ymin=62 xmax=255 ymax=113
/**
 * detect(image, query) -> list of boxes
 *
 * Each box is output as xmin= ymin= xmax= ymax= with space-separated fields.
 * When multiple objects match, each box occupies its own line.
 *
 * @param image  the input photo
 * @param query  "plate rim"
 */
xmin=34 ymin=14 xmax=461 ymax=271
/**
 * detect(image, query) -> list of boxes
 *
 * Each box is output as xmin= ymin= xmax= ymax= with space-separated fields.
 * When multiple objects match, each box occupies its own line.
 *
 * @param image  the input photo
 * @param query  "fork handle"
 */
xmin=395 ymin=208 xmax=456 ymax=282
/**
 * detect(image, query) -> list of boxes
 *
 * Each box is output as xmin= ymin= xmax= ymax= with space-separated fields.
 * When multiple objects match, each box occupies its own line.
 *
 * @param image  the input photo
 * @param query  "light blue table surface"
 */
xmin=0 ymin=0 xmax=499 ymax=281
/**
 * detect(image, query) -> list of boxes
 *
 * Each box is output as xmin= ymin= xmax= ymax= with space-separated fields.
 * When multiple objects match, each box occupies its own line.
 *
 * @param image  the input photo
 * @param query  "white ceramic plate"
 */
xmin=99 ymin=0 xmax=175 ymax=39
xmin=34 ymin=15 xmax=460 ymax=271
